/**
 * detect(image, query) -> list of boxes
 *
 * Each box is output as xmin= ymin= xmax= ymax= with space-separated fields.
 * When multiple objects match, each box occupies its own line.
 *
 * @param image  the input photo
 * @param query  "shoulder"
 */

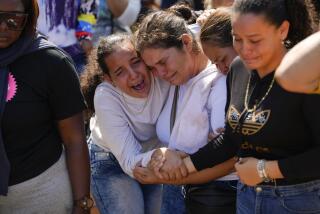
xmin=229 ymin=57 xmax=248 ymax=75
xmin=22 ymin=48 xmax=71 ymax=63
xmin=94 ymin=82 xmax=122 ymax=109
xmin=228 ymin=56 xmax=250 ymax=83
xmin=14 ymin=48 xmax=75 ymax=74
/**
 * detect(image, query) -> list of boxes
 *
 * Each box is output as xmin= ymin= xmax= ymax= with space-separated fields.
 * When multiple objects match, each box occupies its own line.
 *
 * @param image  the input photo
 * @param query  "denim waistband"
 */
xmin=260 ymin=177 xmax=317 ymax=186
xmin=88 ymin=143 xmax=117 ymax=162
xmin=239 ymin=179 xmax=320 ymax=197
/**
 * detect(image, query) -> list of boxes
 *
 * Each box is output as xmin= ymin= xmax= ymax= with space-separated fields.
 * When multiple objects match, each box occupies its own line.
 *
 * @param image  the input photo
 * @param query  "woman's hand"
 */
xmin=160 ymin=149 xmax=188 ymax=180
xmin=149 ymin=148 xmax=188 ymax=180
xmin=134 ymin=166 xmax=162 ymax=184
xmin=148 ymin=148 xmax=166 ymax=171
xmin=234 ymin=157 xmax=263 ymax=186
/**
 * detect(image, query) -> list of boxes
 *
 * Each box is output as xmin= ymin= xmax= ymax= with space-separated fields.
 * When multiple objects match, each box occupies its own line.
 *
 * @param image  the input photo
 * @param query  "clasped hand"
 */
xmin=147 ymin=148 xmax=188 ymax=181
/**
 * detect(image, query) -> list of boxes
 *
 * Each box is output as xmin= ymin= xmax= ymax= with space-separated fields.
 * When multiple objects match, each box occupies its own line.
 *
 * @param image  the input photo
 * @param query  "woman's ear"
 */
xmin=279 ymin=20 xmax=290 ymax=42
xmin=181 ymin=34 xmax=193 ymax=52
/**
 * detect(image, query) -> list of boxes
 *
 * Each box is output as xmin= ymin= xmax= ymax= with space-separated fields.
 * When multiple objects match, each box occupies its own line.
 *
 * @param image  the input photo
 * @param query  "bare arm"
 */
xmin=107 ymin=0 xmax=128 ymax=17
xmin=276 ymin=32 xmax=320 ymax=94
xmin=134 ymin=157 xmax=236 ymax=185
xmin=57 ymin=113 xmax=90 ymax=213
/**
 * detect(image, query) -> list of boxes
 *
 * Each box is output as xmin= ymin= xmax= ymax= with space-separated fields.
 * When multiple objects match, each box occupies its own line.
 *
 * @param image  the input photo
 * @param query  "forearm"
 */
xmin=190 ymin=134 xmax=238 ymax=171
xmin=265 ymin=160 xmax=284 ymax=179
xmin=65 ymin=142 xmax=90 ymax=200
xmin=58 ymin=113 xmax=90 ymax=201
xmin=107 ymin=0 xmax=128 ymax=17
xmin=170 ymin=157 xmax=236 ymax=185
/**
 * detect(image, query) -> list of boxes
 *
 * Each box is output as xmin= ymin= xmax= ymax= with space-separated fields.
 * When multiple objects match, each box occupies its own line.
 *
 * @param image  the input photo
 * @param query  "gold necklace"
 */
xmin=244 ymin=74 xmax=275 ymax=113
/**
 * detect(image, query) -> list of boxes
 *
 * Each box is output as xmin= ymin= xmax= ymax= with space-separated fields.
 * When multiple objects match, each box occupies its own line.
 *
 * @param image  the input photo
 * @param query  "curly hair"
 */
xmin=232 ymin=0 xmax=315 ymax=48
xmin=200 ymin=7 xmax=233 ymax=48
xmin=80 ymin=33 xmax=132 ymax=116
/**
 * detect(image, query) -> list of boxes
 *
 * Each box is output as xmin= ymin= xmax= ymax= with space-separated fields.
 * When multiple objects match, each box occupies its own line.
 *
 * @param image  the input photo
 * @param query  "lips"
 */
xmin=132 ymin=79 xmax=146 ymax=91
xmin=242 ymin=56 xmax=259 ymax=64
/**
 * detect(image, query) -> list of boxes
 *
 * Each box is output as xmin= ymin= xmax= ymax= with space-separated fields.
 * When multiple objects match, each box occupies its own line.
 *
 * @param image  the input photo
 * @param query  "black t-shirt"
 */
xmin=2 ymin=48 xmax=86 ymax=185
xmin=191 ymin=57 xmax=320 ymax=181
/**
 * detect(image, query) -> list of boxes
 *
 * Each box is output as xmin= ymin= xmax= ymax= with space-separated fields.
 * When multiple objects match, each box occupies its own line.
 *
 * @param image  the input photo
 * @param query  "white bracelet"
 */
xmin=257 ymin=159 xmax=271 ymax=182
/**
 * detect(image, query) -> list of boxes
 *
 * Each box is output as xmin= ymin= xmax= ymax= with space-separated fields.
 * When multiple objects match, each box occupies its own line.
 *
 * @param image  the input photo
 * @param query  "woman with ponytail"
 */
xmin=198 ymin=0 xmax=319 ymax=213
xmin=148 ymin=0 xmax=319 ymax=213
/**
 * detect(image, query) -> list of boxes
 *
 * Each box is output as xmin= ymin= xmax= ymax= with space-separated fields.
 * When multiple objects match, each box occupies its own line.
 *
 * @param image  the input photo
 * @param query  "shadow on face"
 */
xmin=0 ymin=0 xmax=26 ymax=49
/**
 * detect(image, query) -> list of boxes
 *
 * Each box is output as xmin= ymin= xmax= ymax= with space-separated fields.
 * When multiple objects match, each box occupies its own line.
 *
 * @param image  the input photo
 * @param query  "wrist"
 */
xmin=265 ymin=160 xmax=284 ymax=179
xmin=73 ymin=195 xmax=94 ymax=212
xmin=151 ymin=148 xmax=163 ymax=159
xmin=183 ymin=156 xmax=196 ymax=173
xmin=256 ymin=159 xmax=271 ymax=182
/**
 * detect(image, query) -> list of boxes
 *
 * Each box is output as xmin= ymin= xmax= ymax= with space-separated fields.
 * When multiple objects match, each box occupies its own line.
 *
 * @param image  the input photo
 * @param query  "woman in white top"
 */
xmin=134 ymin=9 xmax=237 ymax=214
xmin=80 ymin=33 xmax=170 ymax=214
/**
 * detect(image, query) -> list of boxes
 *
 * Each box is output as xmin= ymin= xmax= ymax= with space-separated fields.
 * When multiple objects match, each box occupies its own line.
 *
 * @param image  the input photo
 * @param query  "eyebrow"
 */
xmin=232 ymin=31 xmax=261 ymax=38
xmin=246 ymin=34 xmax=262 ymax=38
xmin=155 ymin=56 xmax=167 ymax=65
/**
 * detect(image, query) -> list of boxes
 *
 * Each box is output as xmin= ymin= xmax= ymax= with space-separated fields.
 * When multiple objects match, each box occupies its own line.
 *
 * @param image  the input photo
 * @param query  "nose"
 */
xmin=240 ymin=41 xmax=254 ymax=57
xmin=0 ymin=20 xmax=8 ymax=31
xmin=128 ymin=67 xmax=139 ymax=80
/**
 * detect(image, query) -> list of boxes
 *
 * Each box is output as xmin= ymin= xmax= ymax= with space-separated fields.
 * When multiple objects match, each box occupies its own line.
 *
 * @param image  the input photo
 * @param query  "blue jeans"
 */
xmin=237 ymin=180 xmax=320 ymax=214
xmin=161 ymin=184 xmax=186 ymax=214
xmin=89 ymin=143 xmax=162 ymax=214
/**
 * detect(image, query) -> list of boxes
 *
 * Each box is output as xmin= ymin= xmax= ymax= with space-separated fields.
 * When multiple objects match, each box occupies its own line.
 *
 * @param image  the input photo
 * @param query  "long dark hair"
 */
xmin=232 ymin=0 xmax=315 ymax=48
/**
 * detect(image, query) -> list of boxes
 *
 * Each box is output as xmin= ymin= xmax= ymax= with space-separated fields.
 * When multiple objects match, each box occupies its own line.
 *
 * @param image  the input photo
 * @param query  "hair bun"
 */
xmin=167 ymin=2 xmax=197 ymax=24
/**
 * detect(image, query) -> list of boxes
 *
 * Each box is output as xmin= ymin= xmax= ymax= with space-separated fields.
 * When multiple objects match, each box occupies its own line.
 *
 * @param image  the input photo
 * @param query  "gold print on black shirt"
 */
xmin=228 ymin=105 xmax=271 ymax=135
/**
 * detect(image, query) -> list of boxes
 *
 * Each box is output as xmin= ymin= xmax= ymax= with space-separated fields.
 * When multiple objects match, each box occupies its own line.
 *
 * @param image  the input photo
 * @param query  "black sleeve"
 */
xmin=190 ymin=70 xmax=238 ymax=171
xmin=278 ymin=94 xmax=320 ymax=179
xmin=190 ymin=131 xmax=238 ymax=171
xmin=46 ymin=49 xmax=87 ymax=120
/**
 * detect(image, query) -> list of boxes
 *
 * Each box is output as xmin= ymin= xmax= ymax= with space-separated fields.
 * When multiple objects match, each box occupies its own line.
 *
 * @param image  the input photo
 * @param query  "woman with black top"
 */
xmin=142 ymin=0 xmax=319 ymax=213
xmin=189 ymin=0 xmax=320 ymax=213
xmin=0 ymin=0 xmax=90 ymax=213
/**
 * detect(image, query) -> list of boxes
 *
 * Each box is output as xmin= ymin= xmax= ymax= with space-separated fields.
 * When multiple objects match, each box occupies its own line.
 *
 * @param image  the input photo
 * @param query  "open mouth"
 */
xmin=132 ymin=79 xmax=146 ymax=91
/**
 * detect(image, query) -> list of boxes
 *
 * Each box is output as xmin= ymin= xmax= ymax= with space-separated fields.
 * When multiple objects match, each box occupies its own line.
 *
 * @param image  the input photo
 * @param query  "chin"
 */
xmin=243 ymin=61 xmax=259 ymax=70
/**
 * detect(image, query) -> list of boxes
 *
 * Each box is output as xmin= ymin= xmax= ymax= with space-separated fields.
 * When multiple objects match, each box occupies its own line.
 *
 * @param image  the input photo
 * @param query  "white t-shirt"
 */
xmin=90 ymin=76 xmax=170 ymax=177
